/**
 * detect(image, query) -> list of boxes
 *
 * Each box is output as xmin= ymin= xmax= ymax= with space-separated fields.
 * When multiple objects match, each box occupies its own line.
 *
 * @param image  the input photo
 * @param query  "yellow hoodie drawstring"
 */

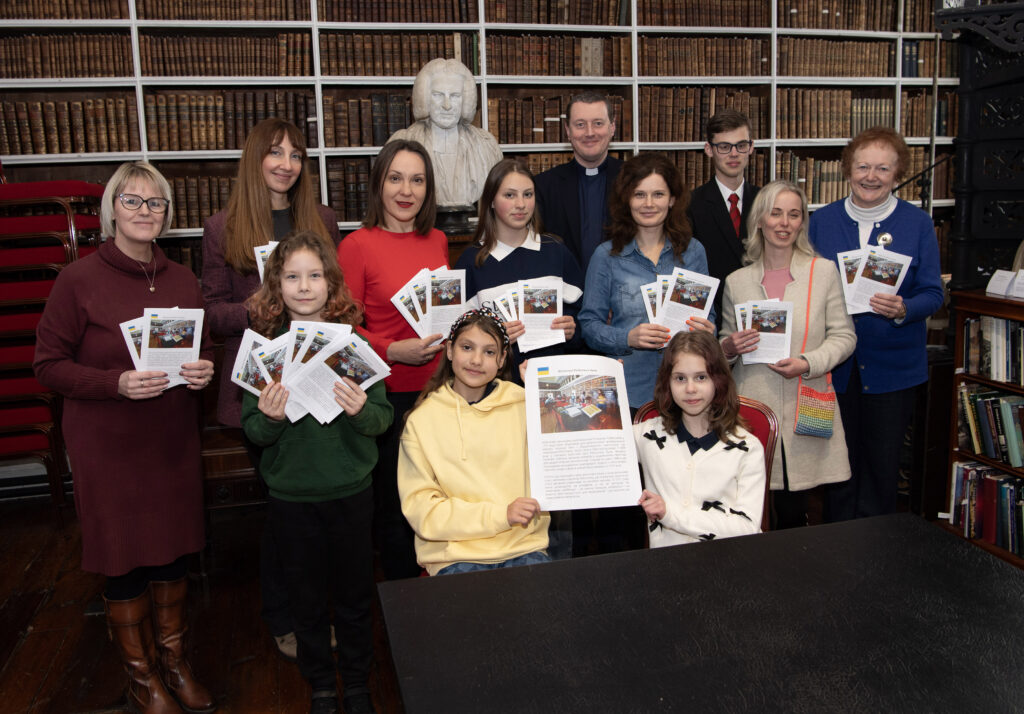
xmin=454 ymin=391 xmax=468 ymax=461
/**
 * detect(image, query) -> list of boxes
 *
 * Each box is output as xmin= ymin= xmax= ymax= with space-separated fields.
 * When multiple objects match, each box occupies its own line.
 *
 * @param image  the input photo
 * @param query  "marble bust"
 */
xmin=387 ymin=58 xmax=503 ymax=209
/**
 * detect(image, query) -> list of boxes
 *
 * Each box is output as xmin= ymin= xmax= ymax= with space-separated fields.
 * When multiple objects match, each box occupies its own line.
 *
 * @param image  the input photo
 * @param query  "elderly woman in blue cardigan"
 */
xmin=808 ymin=127 xmax=943 ymax=521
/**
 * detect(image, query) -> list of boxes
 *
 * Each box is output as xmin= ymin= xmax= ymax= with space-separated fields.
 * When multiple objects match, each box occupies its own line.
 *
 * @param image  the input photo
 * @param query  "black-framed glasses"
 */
xmin=118 ymin=193 xmax=170 ymax=213
xmin=711 ymin=140 xmax=753 ymax=155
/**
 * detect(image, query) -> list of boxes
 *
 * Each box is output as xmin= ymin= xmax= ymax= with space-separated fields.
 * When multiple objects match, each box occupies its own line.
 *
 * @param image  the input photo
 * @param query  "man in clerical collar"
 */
xmin=535 ymin=92 xmax=622 ymax=275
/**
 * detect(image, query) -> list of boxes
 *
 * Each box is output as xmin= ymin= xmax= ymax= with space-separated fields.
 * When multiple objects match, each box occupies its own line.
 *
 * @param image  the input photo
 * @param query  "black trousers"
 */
xmin=374 ymin=390 xmax=421 ymax=579
xmin=242 ymin=433 xmax=293 ymax=637
xmin=268 ymin=488 xmax=374 ymax=694
xmin=824 ymin=369 xmax=918 ymax=522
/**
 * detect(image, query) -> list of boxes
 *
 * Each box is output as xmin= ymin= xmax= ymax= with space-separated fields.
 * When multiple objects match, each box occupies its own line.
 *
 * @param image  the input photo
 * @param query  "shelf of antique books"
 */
xmin=777 ymin=0 xmax=940 ymax=33
xmin=316 ymin=0 xmax=478 ymax=23
xmin=1 ymin=1 xmax=129 ymax=20
xmin=484 ymin=31 xmax=632 ymax=77
xmin=636 ymin=0 xmax=769 ymax=27
xmin=0 ymin=30 xmax=134 ymax=79
xmin=635 ymin=32 xmax=771 ymax=79
xmin=483 ymin=0 xmax=627 ymax=24
xmin=318 ymin=30 xmax=479 ymax=76
xmin=0 ymin=90 xmax=141 ymax=157
xmin=774 ymin=85 xmax=922 ymax=141
xmin=900 ymin=87 xmax=959 ymax=138
xmin=136 ymin=29 xmax=314 ymax=78
xmin=324 ymin=156 xmax=370 ymax=224
xmin=484 ymin=86 xmax=633 ymax=147
xmin=141 ymin=87 xmax=318 ymax=152
xmin=775 ymin=35 xmax=897 ymax=78
xmin=636 ymin=85 xmax=770 ymax=144
xmin=319 ymin=87 xmax=412 ymax=149
xmin=136 ymin=0 xmax=310 ymax=21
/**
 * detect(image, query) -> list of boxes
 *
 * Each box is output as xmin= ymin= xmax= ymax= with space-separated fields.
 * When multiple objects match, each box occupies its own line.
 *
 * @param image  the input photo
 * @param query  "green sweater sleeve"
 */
xmin=241 ymin=390 xmax=290 ymax=446
xmin=344 ymin=379 xmax=393 ymax=437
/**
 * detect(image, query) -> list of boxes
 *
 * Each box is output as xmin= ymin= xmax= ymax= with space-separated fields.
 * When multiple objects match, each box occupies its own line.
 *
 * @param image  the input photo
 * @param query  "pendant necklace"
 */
xmin=136 ymin=260 xmax=156 ymax=292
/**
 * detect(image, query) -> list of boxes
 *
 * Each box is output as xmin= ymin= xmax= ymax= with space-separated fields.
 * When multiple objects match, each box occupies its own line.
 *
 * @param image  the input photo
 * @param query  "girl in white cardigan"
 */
xmin=636 ymin=331 xmax=766 ymax=547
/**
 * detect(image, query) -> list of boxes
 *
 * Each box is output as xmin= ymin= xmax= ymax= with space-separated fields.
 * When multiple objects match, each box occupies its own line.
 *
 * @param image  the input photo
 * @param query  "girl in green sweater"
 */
xmin=242 ymin=231 xmax=392 ymax=714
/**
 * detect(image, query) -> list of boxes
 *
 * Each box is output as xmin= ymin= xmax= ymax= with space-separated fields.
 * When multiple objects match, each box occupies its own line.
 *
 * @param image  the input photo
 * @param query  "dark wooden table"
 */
xmin=379 ymin=514 xmax=1024 ymax=713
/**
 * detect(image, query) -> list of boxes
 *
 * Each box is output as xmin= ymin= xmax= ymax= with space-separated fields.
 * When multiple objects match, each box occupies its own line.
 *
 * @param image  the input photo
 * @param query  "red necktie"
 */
xmin=728 ymin=193 xmax=741 ymax=237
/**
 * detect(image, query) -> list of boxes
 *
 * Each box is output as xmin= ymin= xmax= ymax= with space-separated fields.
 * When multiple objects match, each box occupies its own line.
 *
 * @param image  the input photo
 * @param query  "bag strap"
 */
xmin=796 ymin=257 xmax=832 ymax=396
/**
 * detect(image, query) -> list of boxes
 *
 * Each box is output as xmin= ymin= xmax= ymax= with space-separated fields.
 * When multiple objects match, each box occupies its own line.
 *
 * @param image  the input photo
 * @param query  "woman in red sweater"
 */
xmin=35 ymin=162 xmax=216 ymax=714
xmin=337 ymin=140 xmax=449 ymax=579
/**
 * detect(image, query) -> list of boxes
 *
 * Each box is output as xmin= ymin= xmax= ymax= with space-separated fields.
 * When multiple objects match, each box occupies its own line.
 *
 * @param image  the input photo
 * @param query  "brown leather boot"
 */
xmin=104 ymin=591 xmax=184 ymax=714
xmin=150 ymin=579 xmax=216 ymax=713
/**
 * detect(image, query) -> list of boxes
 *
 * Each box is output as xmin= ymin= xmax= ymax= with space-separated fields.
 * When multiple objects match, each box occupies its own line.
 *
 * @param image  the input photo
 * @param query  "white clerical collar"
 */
xmin=715 ymin=177 xmax=745 ymax=205
xmin=489 ymin=227 xmax=542 ymax=262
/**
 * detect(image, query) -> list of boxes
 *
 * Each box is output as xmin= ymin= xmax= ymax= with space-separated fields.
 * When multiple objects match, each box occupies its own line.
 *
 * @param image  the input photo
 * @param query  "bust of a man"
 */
xmin=388 ymin=58 xmax=503 ymax=209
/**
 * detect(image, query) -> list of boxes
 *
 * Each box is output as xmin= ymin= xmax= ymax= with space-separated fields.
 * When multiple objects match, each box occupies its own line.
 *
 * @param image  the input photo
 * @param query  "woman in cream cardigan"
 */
xmin=720 ymin=180 xmax=856 ymax=529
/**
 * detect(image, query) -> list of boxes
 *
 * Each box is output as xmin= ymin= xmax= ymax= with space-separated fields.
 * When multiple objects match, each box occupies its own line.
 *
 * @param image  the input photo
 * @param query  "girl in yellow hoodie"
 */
xmin=398 ymin=308 xmax=550 ymax=575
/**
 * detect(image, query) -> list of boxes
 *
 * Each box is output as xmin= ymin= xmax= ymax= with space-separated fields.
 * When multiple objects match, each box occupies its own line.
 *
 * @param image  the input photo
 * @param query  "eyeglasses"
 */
xmin=711 ymin=140 xmax=753 ymax=155
xmin=118 ymin=193 xmax=170 ymax=213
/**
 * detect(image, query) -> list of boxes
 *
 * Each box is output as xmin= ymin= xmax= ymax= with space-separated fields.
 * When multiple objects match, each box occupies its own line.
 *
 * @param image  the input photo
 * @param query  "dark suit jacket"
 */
xmin=687 ymin=179 xmax=760 ymax=329
xmin=534 ymin=156 xmax=623 ymax=271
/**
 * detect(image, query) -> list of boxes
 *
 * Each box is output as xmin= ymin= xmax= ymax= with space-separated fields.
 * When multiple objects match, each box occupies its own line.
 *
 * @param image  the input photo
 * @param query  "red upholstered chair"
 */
xmin=0 ymin=180 xmax=101 ymax=519
xmin=0 ymin=180 xmax=105 ymax=261
xmin=632 ymin=397 xmax=778 ymax=531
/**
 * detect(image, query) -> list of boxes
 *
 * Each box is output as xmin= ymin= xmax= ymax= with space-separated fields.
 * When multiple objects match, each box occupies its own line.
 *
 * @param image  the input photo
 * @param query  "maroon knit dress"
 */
xmin=34 ymin=240 xmax=212 ymax=576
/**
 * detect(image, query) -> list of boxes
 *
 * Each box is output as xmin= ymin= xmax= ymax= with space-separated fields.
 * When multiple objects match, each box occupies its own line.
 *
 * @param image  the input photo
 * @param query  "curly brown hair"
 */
xmin=606 ymin=153 xmax=692 ymax=259
xmin=841 ymin=126 xmax=911 ymax=182
xmin=247 ymin=231 xmax=362 ymax=338
xmin=654 ymin=331 xmax=746 ymax=441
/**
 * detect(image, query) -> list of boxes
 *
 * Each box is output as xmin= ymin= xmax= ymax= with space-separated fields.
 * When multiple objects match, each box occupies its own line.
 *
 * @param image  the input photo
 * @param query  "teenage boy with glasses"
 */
xmin=687 ymin=109 xmax=761 ymax=330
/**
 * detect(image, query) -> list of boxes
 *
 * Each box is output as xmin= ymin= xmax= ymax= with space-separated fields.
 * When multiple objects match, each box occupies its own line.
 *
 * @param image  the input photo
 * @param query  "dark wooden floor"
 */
xmin=0 ymin=501 xmax=404 ymax=714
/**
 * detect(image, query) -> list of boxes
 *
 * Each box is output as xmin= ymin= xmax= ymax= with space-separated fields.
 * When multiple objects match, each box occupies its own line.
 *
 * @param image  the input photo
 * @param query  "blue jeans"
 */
xmin=436 ymin=551 xmax=550 ymax=576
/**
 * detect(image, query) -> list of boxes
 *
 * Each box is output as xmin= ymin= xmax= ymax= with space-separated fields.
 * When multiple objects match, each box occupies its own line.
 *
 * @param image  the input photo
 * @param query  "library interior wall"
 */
xmin=1 ymin=0 xmax=960 ymax=277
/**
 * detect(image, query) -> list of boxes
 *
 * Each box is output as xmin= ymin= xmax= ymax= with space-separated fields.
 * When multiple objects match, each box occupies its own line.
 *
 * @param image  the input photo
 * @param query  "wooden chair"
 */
xmin=633 ymin=396 xmax=778 ymax=531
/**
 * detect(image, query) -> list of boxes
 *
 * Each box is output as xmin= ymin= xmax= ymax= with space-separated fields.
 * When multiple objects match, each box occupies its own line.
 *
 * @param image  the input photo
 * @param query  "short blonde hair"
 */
xmin=100 ymin=161 xmax=174 ymax=238
xmin=742 ymin=180 xmax=814 ymax=266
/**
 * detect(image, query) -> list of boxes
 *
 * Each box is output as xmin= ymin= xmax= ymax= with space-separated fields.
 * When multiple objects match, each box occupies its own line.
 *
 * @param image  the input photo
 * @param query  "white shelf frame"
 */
xmin=1 ymin=0 xmax=959 ymax=228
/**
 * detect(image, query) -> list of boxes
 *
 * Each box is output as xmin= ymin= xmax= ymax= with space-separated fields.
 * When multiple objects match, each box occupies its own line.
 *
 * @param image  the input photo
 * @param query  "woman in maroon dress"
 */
xmin=35 ymin=162 xmax=216 ymax=714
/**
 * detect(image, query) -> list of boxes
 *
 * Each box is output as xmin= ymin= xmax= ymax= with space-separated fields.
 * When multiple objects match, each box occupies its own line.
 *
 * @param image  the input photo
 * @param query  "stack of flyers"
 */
xmin=639 ymin=267 xmax=719 ymax=337
xmin=836 ymin=246 xmax=911 ymax=315
xmin=254 ymin=241 xmax=279 ymax=282
xmin=230 ymin=322 xmax=391 ymax=424
xmin=119 ymin=308 xmax=205 ymax=388
xmin=491 ymin=277 xmax=565 ymax=353
xmin=391 ymin=267 xmax=475 ymax=343
xmin=732 ymin=299 xmax=793 ymax=365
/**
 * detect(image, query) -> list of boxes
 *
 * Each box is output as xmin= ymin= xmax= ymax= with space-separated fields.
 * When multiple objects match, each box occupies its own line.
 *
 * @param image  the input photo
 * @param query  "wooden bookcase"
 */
xmin=2 ymin=0 xmax=959 ymax=257
xmin=946 ymin=289 xmax=1024 ymax=568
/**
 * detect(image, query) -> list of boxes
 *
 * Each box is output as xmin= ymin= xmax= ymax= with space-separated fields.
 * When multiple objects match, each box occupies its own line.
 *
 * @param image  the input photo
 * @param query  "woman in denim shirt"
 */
xmin=580 ymin=153 xmax=715 ymax=411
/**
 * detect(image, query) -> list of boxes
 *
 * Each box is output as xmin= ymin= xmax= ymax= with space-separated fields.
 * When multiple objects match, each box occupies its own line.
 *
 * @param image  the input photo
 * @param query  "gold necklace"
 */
xmin=135 ymin=260 xmax=156 ymax=292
